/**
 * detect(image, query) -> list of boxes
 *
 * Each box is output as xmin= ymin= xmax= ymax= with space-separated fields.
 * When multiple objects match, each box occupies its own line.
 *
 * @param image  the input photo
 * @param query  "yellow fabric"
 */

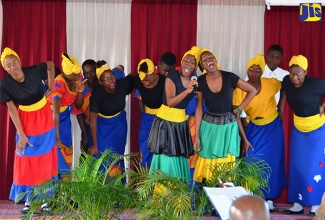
xmin=19 ymin=96 xmax=46 ymax=112
xmin=251 ymin=110 xmax=278 ymax=126
xmin=199 ymin=47 xmax=221 ymax=73
xmin=233 ymin=78 xmax=281 ymax=120
xmin=289 ymin=55 xmax=308 ymax=71
xmin=96 ymin=64 xmax=111 ymax=79
xmin=145 ymin=106 xmax=159 ymax=115
xmin=293 ymin=114 xmax=325 ymax=132
xmin=59 ymin=106 xmax=68 ymax=113
xmin=193 ymin=154 xmax=236 ymax=183
xmin=181 ymin=46 xmax=200 ymax=68
xmin=98 ymin=111 xmax=121 ymax=118
xmin=137 ymin=58 xmax=154 ymax=80
xmin=156 ymin=104 xmax=186 ymax=122
xmin=246 ymin=53 xmax=265 ymax=72
xmin=1 ymin=47 xmax=20 ymax=67
xmin=61 ymin=53 xmax=81 ymax=75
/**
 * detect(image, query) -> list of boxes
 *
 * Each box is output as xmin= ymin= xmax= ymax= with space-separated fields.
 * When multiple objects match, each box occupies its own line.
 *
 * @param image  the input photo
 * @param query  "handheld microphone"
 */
xmin=191 ymin=75 xmax=198 ymax=94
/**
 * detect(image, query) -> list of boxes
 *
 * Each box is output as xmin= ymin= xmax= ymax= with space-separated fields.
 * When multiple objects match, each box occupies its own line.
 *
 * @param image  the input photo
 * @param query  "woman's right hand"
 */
xmin=16 ymin=134 xmax=32 ymax=154
xmin=88 ymin=145 xmax=99 ymax=156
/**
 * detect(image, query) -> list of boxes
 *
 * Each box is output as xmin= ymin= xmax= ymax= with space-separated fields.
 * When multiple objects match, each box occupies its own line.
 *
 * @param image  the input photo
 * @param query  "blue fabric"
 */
xmin=88 ymin=111 xmax=127 ymax=170
xmin=139 ymin=112 xmax=155 ymax=167
xmin=288 ymin=123 xmax=325 ymax=206
xmin=245 ymin=117 xmax=286 ymax=199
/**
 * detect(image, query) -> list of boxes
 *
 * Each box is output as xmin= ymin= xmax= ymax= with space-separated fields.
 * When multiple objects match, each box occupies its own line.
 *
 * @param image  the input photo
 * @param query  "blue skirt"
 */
xmin=288 ymin=124 xmax=325 ymax=206
xmin=57 ymin=108 xmax=73 ymax=178
xmin=88 ymin=111 xmax=127 ymax=170
xmin=139 ymin=112 xmax=155 ymax=167
xmin=245 ymin=117 xmax=286 ymax=199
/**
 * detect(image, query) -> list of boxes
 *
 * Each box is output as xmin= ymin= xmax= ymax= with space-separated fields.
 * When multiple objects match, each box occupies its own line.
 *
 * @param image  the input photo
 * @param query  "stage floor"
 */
xmin=0 ymin=200 xmax=314 ymax=220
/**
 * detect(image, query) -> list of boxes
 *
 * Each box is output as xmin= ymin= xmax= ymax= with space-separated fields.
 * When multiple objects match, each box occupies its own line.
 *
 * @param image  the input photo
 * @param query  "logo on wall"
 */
xmin=300 ymin=3 xmax=322 ymax=22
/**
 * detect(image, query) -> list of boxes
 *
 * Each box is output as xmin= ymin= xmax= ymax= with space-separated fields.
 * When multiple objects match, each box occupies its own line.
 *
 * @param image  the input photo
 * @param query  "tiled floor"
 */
xmin=0 ymin=200 xmax=314 ymax=220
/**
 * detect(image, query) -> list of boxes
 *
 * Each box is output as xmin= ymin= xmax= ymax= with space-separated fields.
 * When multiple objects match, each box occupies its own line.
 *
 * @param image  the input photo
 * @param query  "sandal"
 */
xmin=20 ymin=205 xmax=30 ymax=214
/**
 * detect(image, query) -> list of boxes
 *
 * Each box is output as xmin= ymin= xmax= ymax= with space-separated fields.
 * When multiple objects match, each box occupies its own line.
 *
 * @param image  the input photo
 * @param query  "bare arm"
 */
xmin=234 ymin=79 xmax=257 ymax=114
xmin=237 ymin=116 xmax=253 ymax=156
xmin=44 ymin=61 xmax=55 ymax=98
xmin=165 ymin=77 xmax=197 ymax=107
xmin=277 ymin=85 xmax=286 ymax=119
xmin=52 ymin=99 xmax=61 ymax=147
xmin=7 ymin=101 xmax=32 ymax=154
xmin=137 ymin=99 xmax=145 ymax=114
xmin=194 ymin=92 xmax=203 ymax=151
xmin=88 ymin=111 xmax=99 ymax=155
xmin=76 ymin=114 xmax=88 ymax=150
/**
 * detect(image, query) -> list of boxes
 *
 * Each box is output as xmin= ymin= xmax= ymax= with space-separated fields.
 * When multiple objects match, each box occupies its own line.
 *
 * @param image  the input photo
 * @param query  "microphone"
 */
xmin=191 ymin=75 xmax=198 ymax=94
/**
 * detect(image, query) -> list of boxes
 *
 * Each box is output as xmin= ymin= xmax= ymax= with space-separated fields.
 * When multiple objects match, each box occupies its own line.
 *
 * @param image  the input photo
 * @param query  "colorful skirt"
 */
xmin=57 ymin=107 xmax=73 ymax=178
xmin=245 ymin=117 xmax=286 ymax=199
xmin=88 ymin=111 xmax=127 ymax=174
xmin=139 ymin=112 xmax=155 ymax=167
xmin=288 ymin=123 xmax=325 ymax=206
xmin=10 ymin=98 xmax=58 ymax=202
xmin=147 ymin=105 xmax=194 ymax=182
xmin=193 ymin=111 xmax=239 ymax=183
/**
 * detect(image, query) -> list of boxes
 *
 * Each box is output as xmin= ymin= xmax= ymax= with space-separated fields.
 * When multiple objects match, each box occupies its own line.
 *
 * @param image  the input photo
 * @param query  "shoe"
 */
xmin=308 ymin=211 xmax=316 ymax=216
xmin=269 ymin=207 xmax=279 ymax=213
xmin=20 ymin=205 xmax=30 ymax=214
xmin=281 ymin=209 xmax=304 ymax=215
xmin=40 ymin=203 xmax=52 ymax=213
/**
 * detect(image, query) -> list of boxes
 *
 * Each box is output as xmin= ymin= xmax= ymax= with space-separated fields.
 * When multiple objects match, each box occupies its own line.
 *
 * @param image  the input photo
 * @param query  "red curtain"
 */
xmin=0 ymin=0 xmax=67 ymax=199
xmin=130 ymin=0 xmax=198 ymax=157
xmin=264 ymin=6 xmax=325 ymax=203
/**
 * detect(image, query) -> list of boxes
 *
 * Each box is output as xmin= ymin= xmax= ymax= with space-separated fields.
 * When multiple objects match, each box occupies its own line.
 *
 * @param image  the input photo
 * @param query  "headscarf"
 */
xmin=181 ymin=46 xmax=200 ymax=69
xmin=199 ymin=47 xmax=221 ymax=74
xmin=96 ymin=64 xmax=111 ymax=79
xmin=289 ymin=55 xmax=308 ymax=71
xmin=137 ymin=58 xmax=154 ymax=80
xmin=61 ymin=53 xmax=82 ymax=75
xmin=246 ymin=53 xmax=265 ymax=73
xmin=1 ymin=47 xmax=20 ymax=68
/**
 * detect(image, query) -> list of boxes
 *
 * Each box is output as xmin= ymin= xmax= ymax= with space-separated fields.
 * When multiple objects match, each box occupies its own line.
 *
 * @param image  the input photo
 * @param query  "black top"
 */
xmin=283 ymin=75 xmax=325 ymax=117
xmin=133 ymin=74 xmax=165 ymax=109
xmin=162 ymin=70 xmax=194 ymax=109
xmin=198 ymin=70 xmax=239 ymax=113
xmin=90 ymin=74 xmax=134 ymax=116
xmin=0 ymin=63 xmax=48 ymax=105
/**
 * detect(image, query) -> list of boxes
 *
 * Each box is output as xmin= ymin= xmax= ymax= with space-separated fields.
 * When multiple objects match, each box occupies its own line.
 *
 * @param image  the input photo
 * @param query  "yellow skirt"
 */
xmin=193 ymin=153 xmax=236 ymax=183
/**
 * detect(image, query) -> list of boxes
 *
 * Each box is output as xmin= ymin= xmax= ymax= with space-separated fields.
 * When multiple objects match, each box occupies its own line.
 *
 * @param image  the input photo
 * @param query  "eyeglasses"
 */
xmin=100 ymin=75 xmax=116 ymax=82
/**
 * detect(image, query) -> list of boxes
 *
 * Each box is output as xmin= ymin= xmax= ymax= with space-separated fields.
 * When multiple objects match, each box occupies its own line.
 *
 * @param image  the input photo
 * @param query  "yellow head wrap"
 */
xmin=289 ymin=55 xmax=308 ymax=71
xmin=61 ymin=53 xmax=82 ymax=75
xmin=96 ymin=64 xmax=111 ymax=79
xmin=1 ymin=47 xmax=20 ymax=68
xmin=246 ymin=53 xmax=265 ymax=73
xmin=181 ymin=46 xmax=200 ymax=68
xmin=199 ymin=47 xmax=221 ymax=74
xmin=137 ymin=58 xmax=154 ymax=80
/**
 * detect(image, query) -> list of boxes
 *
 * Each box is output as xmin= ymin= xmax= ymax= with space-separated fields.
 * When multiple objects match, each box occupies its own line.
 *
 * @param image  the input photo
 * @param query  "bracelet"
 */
xmin=277 ymin=109 xmax=283 ymax=114
xmin=234 ymin=106 xmax=243 ymax=115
